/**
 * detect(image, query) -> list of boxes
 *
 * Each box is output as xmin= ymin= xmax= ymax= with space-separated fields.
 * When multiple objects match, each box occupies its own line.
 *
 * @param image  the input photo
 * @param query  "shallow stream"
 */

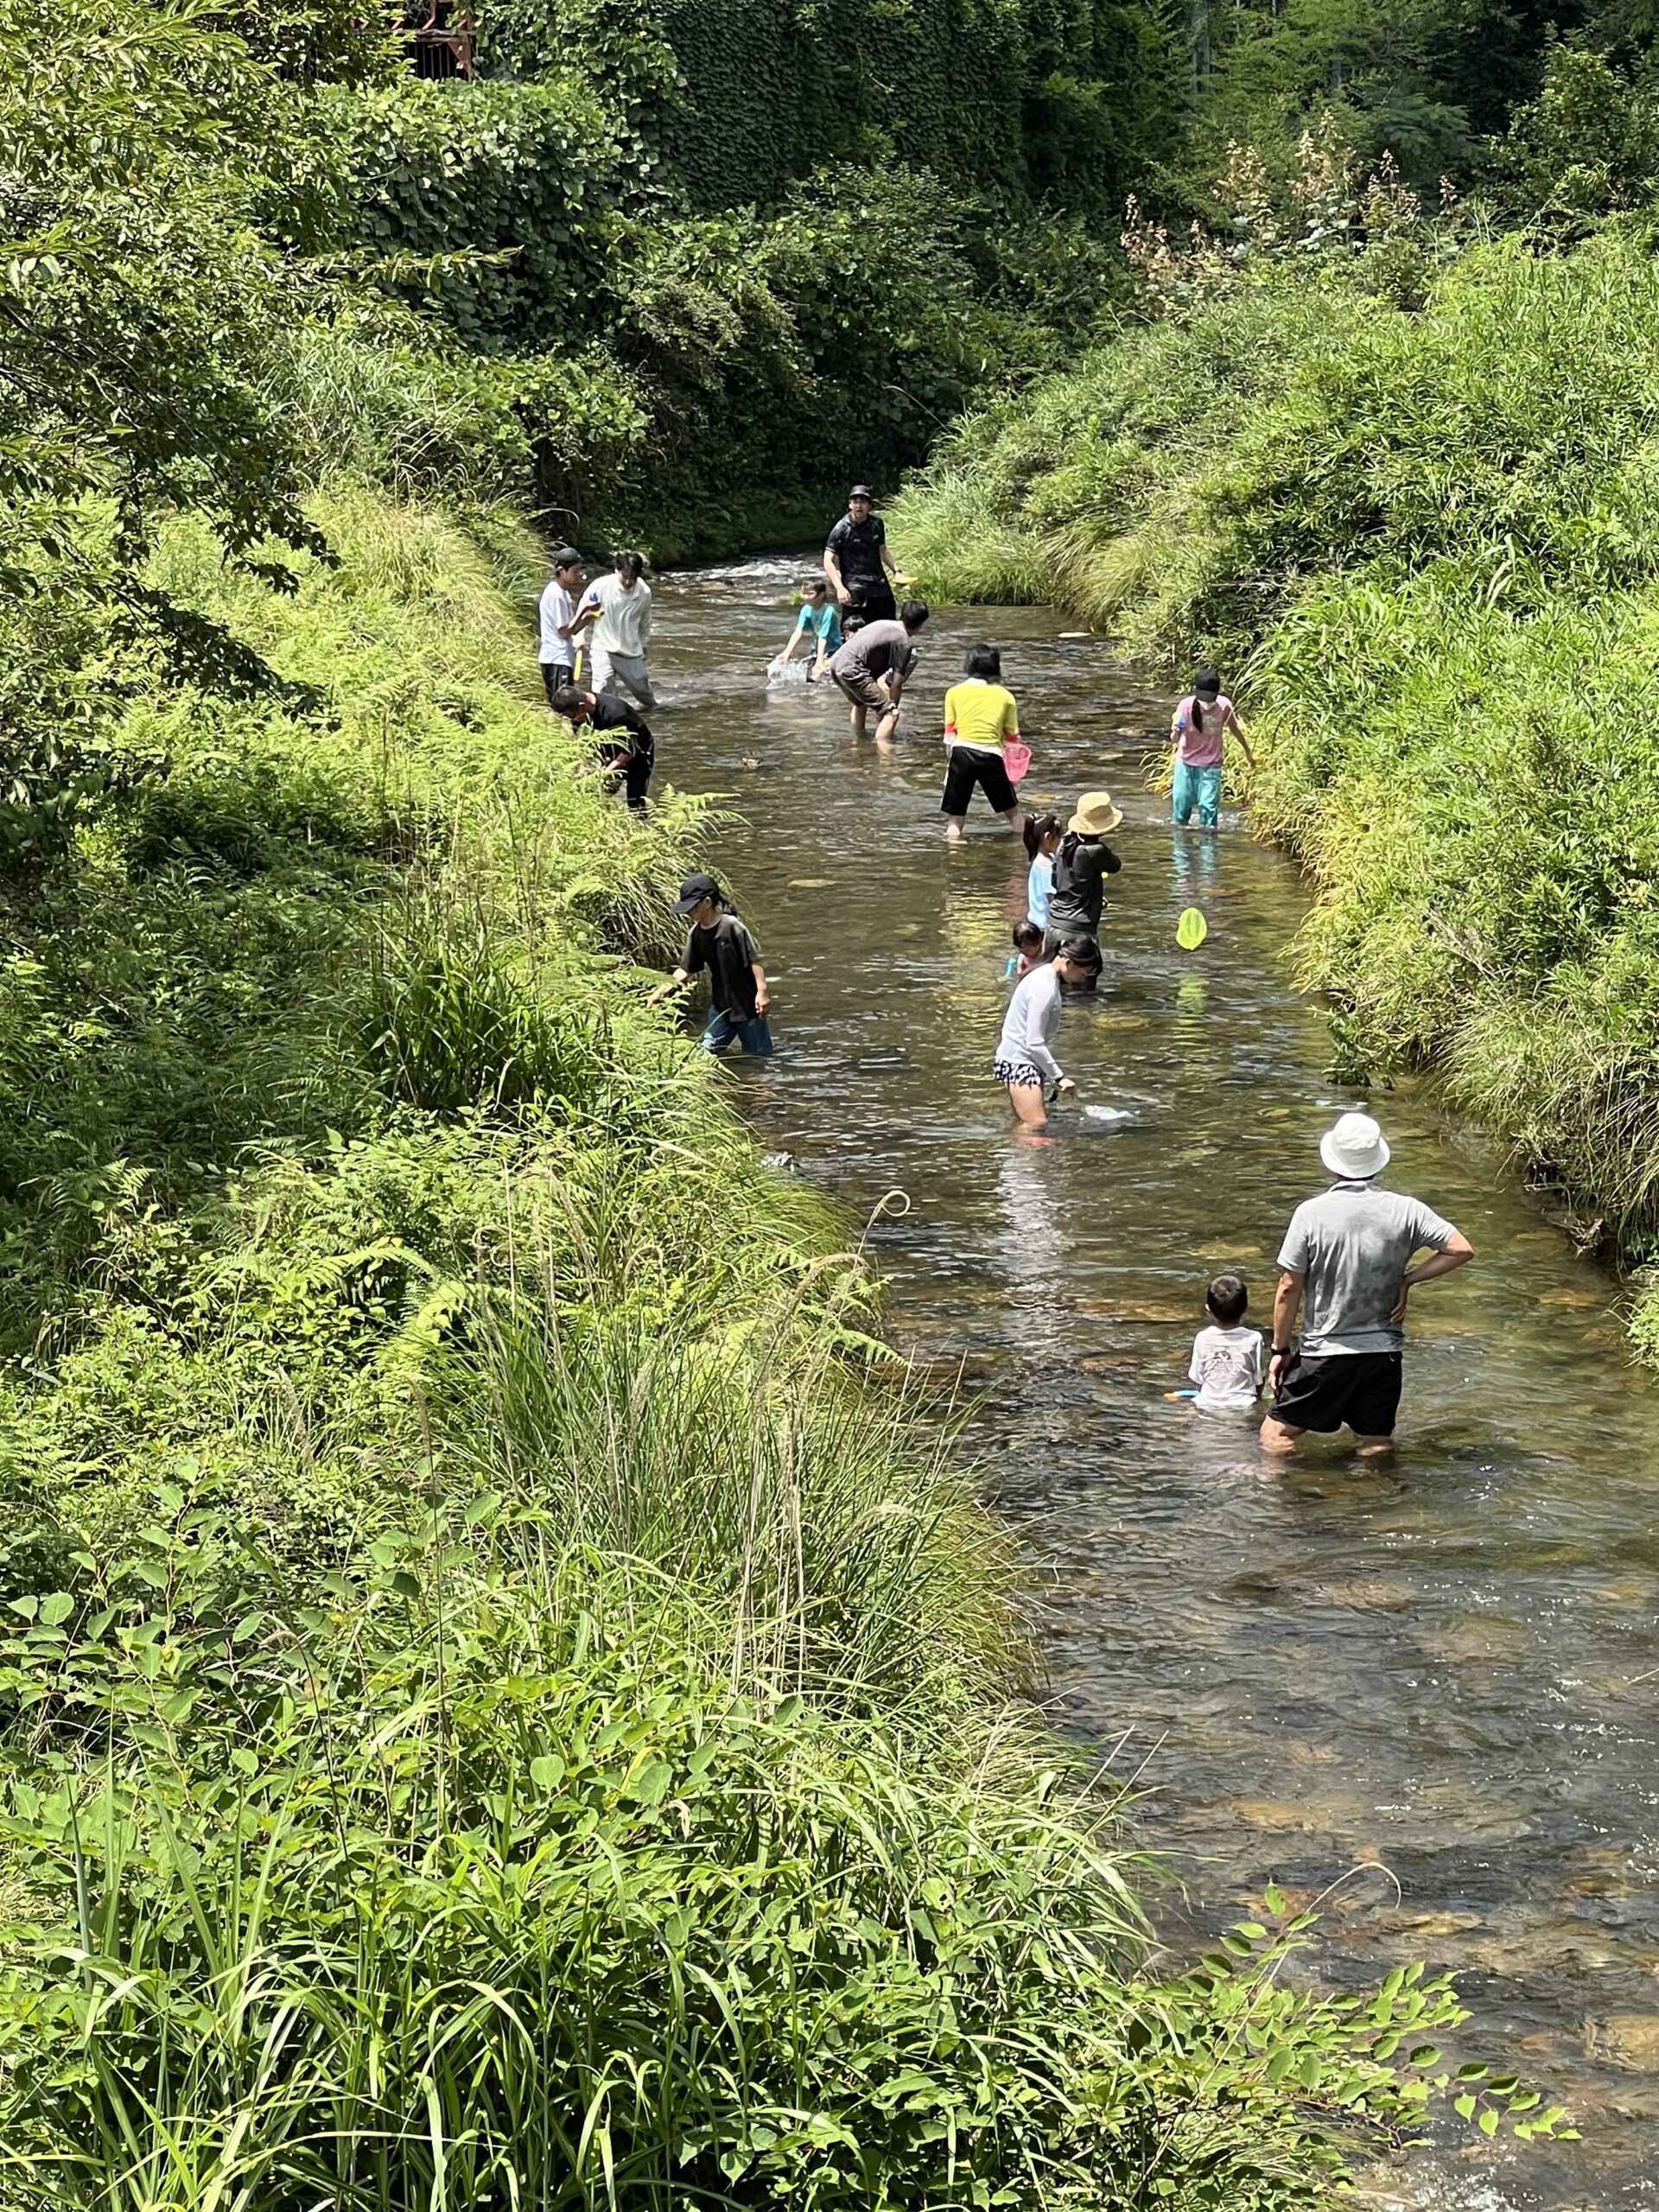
xmin=651 ymin=561 xmax=1659 ymax=2209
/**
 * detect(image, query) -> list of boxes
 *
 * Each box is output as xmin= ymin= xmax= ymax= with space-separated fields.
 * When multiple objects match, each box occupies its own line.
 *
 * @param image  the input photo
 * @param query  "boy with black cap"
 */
xmin=538 ymin=547 xmax=584 ymax=703
xmin=824 ymin=486 xmax=899 ymax=632
xmin=646 ymin=874 xmax=773 ymax=1057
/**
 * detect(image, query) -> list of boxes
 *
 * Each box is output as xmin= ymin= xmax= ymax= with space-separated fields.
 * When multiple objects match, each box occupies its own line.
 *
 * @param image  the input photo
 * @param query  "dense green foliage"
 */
xmin=0 ymin=0 xmax=1623 ymax=2193
xmin=0 ymin=481 xmax=1566 ymax=2209
xmin=893 ymin=89 xmax=1659 ymax=1344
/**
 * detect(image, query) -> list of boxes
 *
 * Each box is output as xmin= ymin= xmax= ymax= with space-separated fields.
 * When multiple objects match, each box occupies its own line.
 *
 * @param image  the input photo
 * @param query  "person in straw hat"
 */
xmin=1042 ymin=791 xmax=1123 ymax=970
xmin=1260 ymin=1112 xmax=1472 ymax=1457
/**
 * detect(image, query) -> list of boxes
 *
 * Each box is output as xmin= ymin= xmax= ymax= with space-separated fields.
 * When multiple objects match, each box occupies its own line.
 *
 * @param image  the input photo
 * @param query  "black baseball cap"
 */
xmin=552 ymin=545 xmax=582 ymax=568
xmin=849 ymin=483 xmax=874 ymax=499
xmin=672 ymin=872 xmax=722 ymax=915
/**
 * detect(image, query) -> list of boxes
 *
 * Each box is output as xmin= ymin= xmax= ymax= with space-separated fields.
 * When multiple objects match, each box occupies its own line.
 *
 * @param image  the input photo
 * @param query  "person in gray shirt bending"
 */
xmin=828 ymin=600 xmax=928 ymax=747
xmin=1260 ymin=1111 xmax=1473 ymax=1458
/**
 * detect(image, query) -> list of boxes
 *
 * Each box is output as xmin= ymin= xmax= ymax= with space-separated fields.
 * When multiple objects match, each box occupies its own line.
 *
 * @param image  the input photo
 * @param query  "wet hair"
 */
xmin=963 ymin=643 xmax=1001 ymax=680
xmin=1011 ymin=919 xmax=1043 ymax=952
xmin=1052 ymin=933 xmax=1102 ymax=974
xmin=1206 ymin=1273 xmax=1248 ymax=1325
xmin=1022 ymin=809 xmax=1062 ymax=861
xmin=550 ymin=685 xmax=589 ymax=718
xmin=613 ymin=550 xmax=645 ymax=582
xmin=899 ymin=599 xmax=930 ymax=631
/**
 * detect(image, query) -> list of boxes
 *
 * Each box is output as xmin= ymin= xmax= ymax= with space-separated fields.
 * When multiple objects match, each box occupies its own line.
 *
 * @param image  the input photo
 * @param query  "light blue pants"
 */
xmin=1173 ymin=761 xmax=1224 ymax=828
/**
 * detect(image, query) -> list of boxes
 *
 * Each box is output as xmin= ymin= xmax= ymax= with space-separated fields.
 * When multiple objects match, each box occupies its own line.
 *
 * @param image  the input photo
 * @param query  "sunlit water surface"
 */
xmin=644 ymin=561 xmax=1659 ymax=2209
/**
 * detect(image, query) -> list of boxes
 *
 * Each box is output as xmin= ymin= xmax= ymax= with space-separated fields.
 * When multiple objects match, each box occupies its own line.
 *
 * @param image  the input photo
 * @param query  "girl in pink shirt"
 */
xmin=1171 ymin=668 xmax=1253 ymax=827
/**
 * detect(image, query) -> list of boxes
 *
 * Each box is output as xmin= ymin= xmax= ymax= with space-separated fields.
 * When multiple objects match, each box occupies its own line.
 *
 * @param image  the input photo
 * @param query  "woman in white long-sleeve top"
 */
xmin=993 ymin=935 xmax=1102 ymax=1131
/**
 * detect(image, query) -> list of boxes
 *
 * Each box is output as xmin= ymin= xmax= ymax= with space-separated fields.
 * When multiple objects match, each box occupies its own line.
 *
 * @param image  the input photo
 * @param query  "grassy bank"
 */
xmin=0 ymin=482 xmax=1555 ymax=2203
xmin=894 ymin=227 xmax=1659 ymax=1344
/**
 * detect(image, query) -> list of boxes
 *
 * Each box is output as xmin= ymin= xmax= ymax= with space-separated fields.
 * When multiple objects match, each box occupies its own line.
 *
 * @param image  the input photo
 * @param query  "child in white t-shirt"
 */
xmin=1188 ymin=1274 xmax=1266 ymax=1413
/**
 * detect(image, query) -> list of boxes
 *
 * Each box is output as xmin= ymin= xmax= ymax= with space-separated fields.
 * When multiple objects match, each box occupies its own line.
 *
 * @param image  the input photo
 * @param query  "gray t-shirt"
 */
xmin=830 ymin=620 xmax=916 ymax=685
xmin=1277 ymin=1180 xmax=1459 ymax=1356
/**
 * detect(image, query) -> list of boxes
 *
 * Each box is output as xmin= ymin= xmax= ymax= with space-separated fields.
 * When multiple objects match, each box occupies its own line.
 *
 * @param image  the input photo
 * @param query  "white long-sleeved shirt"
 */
xmin=995 ymin=962 xmax=1064 ymax=1083
xmin=581 ymin=572 xmax=652 ymax=657
xmin=538 ymin=578 xmax=575 ymax=663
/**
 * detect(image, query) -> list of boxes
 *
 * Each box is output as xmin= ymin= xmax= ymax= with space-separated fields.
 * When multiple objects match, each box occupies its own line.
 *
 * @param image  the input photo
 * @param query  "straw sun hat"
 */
xmin=1068 ymin=791 xmax=1123 ymax=836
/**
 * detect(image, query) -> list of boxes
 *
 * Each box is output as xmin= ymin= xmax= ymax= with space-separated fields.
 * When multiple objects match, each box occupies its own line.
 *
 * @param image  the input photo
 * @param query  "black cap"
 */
xmin=672 ymin=872 xmax=722 ymax=916
xmin=1194 ymin=668 xmax=1222 ymax=701
xmin=849 ymin=483 xmax=874 ymax=499
xmin=552 ymin=545 xmax=582 ymax=568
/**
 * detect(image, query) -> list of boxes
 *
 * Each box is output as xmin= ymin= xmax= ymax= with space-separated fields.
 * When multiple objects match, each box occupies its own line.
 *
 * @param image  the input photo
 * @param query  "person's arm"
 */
xmin=824 ymin=529 xmax=849 ymax=607
xmin=1268 ymin=1271 xmax=1305 ymax=1393
xmin=567 ymin=590 xmax=601 ymax=637
xmin=1098 ymin=842 xmax=1123 ymax=877
xmin=880 ymin=537 xmax=899 ymax=580
xmin=751 ymin=959 xmax=770 ymax=1017
xmin=887 ymin=646 xmax=915 ymax=707
xmin=645 ymin=965 xmax=692 ymax=1007
xmin=639 ymin=588 xmax=652 ymax=645
xmin=1224 ymin=702 xmax=1255 ymax=770
xmin=1391 ymin=1230 xmax=1474 ymax=1321
xmin=776 ymin=616 xmax=804 ymax=667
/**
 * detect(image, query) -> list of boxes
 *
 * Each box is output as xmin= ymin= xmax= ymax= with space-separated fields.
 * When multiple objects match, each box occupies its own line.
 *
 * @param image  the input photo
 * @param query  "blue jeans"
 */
xmin=702 ymin=1009 xmax=774 ymax=1057
xmin=1173 ymin=761 xmax=1223 ymax=827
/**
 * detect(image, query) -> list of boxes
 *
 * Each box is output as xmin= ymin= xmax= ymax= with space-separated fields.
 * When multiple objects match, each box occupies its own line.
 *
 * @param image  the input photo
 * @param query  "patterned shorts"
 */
xmin=993 ymin=1058 xmax=1046 ymax=1090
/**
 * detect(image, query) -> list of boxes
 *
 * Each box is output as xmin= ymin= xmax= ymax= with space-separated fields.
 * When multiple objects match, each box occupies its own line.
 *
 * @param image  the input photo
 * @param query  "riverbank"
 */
xmin=0 ymin=487 xmax=1535 ymax=2202
xmin=892 ymin=231 xmax=1659 ymax=1356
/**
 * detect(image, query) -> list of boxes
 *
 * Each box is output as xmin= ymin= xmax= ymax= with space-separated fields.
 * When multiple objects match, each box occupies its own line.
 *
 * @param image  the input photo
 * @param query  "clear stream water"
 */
xmin=647 ymin=560 xmax=1659 ymax=2210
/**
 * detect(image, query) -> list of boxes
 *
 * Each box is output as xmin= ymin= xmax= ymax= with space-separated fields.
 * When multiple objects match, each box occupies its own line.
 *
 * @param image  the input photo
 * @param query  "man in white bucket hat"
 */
xmin=1260 ymin=1111 xmax=1473 ymax=1456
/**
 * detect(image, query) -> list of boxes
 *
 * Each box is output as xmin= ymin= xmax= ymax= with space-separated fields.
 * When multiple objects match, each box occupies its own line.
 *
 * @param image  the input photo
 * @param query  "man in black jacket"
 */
xmin=823 ymin=485 xmax=899 ymax=632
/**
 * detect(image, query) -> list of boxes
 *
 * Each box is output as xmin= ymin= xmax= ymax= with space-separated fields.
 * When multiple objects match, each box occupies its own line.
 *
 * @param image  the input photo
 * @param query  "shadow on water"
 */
xmin=650 ymin=557 xmax=1659 ymax=2211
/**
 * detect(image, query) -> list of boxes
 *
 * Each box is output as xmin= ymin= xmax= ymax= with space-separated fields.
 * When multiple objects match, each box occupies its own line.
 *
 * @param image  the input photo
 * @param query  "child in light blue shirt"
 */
xmin=772 ymin=578 xmax=843 ymax=681
xmin=1023 ymin=810 xmax=1062 ymax=926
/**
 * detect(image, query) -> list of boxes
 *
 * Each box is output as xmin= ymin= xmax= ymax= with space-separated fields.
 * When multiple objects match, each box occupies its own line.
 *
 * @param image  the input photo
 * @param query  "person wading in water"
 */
xmin=824 ymin=485 xmax=900 ymax=633
xmin=1260 ymin=1112 xmax=1473 ymax=1457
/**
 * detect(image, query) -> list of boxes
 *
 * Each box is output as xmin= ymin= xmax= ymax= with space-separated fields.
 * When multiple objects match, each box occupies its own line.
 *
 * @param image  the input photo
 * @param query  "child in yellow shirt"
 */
xmin=942 ymin=645 xmax=1025 ymax=842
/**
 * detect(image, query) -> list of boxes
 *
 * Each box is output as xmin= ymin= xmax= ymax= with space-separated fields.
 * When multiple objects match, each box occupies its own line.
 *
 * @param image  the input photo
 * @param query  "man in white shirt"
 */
xmin=567 ymin=550 xmax=656 ymax=707
xmin=537 ymin=547 xmax=583 ymax=706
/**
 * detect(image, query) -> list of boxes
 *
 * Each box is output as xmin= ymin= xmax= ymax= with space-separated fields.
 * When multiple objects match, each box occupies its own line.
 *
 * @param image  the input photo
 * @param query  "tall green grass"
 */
xmin=0 ymin=483 xmax=1565 ymax=2207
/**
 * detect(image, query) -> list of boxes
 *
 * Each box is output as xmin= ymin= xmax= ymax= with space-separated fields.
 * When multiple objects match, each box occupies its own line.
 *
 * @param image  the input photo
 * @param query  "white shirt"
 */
xmin=1188 ymin=1325 xmax=1266 ymax=1411
xmin=995 ymin=963 xmax=1063 ymax=1084
xmin=538 ymin=578 xmax=575 ymax=663
xmin=581 ymin=572 xmax=652 ymax=657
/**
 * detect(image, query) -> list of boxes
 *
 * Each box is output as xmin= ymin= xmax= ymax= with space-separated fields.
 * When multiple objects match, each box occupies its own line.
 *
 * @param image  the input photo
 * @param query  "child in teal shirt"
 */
xmin=772 ymin=578 xmax=843 ymax=681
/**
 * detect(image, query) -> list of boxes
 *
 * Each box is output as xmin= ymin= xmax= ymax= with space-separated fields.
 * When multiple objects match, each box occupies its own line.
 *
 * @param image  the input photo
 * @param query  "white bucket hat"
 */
xmin=1319 ymin=1110 xmax=1390 ymax=1181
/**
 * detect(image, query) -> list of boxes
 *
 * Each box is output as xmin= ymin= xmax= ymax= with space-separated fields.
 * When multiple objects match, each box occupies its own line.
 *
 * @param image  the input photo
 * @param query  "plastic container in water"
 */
xmin=766 ymin=659 xmax=810 ymax=687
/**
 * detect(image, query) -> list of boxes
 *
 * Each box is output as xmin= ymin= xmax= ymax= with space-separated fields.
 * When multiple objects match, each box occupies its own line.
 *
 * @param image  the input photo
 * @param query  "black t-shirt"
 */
xmin=684 ymin=912 xmax=761 ymax=1017
xmin=826 ymin=512 xmax=887 ymax=590
xmin=591 ymin=692 xmax=652 ymax=750
xmin=1046 ymin=836 xmax=1122 ymax=933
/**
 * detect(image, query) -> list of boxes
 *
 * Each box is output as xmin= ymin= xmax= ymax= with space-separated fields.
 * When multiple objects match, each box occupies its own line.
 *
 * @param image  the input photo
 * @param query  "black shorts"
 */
xmin=541 ymin=661 xmax=574 ymax=706
xmin=942 ymin=747 xmax=1017 ymax=817
xmin=1271 ymin=1351 xmax=1402 ymax=1437
xmin=844 ymin=582 xmax=896 ymax=632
